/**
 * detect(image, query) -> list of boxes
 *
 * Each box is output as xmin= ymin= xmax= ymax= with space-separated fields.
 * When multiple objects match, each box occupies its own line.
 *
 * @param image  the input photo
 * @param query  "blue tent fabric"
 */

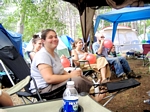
xmin=0 ymin=24 xmax=23 ymax=56
xmin=147 ymin=34 xmax=150 ymax=40
xmin=94 ymin=5 xmax=150 ymax=42
xmin=22 ymin=42 xmax=28 ymax=49
xmin=60 ymin=35 xmax=74 ymax=50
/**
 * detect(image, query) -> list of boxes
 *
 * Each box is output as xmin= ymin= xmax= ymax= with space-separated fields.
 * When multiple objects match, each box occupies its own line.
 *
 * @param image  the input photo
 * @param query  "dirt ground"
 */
xmin=102 ymin=59 xmax=150 ymax=112
xmin=3 ymin=58 xmax=150 ymax=112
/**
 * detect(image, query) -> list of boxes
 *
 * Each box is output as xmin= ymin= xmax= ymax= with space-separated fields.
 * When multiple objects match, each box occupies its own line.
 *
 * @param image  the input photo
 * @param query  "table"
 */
xmin=2 ymin=95 xmax=112 ymax=112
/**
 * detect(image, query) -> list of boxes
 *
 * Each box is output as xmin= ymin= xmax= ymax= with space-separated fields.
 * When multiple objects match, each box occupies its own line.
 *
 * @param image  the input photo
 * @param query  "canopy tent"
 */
xmin=0 ymin=23 xmax=23 ymax=56
xmin=94 ymin=5 xmax=150 ymax=42
xmin=62 ymin=0 xmax=150 ymax=51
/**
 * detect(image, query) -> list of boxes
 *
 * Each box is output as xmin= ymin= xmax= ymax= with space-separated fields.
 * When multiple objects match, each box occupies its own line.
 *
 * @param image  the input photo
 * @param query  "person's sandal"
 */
xmin=101 ymin=78 xmax=110 ymax=84
xmin=127 ymin=70 xmax=141 ymax=79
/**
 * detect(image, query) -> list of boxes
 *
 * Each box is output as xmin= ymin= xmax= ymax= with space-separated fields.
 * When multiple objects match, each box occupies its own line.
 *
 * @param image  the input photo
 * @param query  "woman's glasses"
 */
xmin=101 ymin=36 xmax=105 ymax=38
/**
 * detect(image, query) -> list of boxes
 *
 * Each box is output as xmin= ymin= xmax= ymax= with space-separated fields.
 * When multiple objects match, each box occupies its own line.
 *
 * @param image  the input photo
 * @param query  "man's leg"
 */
xmin=118 ymin=57 xmax=131 ymax=73
xmin=106 ymin=57 xmax=125 ymax=77
xmin=118 ymin=57 xmax=141 ymax=78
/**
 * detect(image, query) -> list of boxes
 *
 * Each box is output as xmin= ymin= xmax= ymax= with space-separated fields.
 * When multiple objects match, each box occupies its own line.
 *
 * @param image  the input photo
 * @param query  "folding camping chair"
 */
xmin=77 ymin=60 xmax=100 ymax=81
xmin=0 ymin=46 xmax=66 ymax=104
xmin=90 ymin=78 xmax=141 ymax=107
xmin=78 ymin=60 xmax=141 ymax=106
xmin=2 ymin=94 xmax=112 ymax=112
xmin=78 ymin=59 xmax=113 ymax=82
xmin=0 ymin=59 xmax=15 ymax=87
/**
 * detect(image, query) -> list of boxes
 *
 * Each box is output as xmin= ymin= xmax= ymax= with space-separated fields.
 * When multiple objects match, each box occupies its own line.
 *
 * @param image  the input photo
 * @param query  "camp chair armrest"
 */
xmin=31 ymin=76 xmax=43 ymax=102
xmin=6 ymin=76 xmax=31 ymax=96
xmin=79 ymin=60 xmax=89 ymax=63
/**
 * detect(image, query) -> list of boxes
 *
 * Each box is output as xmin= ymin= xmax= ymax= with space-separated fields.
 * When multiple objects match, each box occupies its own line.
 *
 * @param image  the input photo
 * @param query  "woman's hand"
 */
xmin=60 ymin=54 xmax=66 ymax=59
xmin=83 ymin=52 xmax=88 ymax=57
xmin=70 ymin=69 xmax=82 ymax=78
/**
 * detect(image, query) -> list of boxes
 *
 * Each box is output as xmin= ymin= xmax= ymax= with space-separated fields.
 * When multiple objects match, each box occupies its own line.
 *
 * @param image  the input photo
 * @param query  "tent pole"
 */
xmin=84 ymin=4 xmax=87 ymax=52
xmin=0 ymin=59 xmax=15 ymax=86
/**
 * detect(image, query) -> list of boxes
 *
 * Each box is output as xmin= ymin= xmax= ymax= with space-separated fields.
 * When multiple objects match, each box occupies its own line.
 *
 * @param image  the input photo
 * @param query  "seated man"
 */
xmin=92 ymin=33 xmax=141 ymax=79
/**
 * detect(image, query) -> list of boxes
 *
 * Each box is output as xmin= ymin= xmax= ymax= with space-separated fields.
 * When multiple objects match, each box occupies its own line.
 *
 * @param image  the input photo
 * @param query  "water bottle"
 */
xmin=144 ymin=99 xmax=150 ymax=104
xmin=63 ymin=81 xmax=78 ymax=112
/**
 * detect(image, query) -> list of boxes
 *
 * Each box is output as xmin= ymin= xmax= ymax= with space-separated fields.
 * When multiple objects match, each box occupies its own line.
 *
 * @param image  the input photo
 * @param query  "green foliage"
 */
xmin=76 ymin=23 xmax=82 ymax=38
xmin=20 ymin=0 xmax=66 ymax=41
xmin=146 ymin=20 xmax=150 ymax=33
xmin=0 ymin=0 xmax=66 ymax=42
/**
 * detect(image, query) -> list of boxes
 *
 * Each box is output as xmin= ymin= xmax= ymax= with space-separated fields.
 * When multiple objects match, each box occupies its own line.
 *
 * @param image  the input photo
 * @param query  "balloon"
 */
xmin=103 ymin=39 xmax=113 ymax=48
xmin=61 ymin=57 xmax=70 ymax=68
xmin=94 ymin=54 xmax=97 ymax=57
xmin=86 ymin=54 xmax=96 ymax=64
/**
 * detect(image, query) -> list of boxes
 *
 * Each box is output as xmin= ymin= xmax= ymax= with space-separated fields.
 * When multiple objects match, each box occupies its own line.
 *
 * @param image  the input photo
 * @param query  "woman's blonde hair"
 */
xmin=72 ymin=38 xmax=82 ymax=49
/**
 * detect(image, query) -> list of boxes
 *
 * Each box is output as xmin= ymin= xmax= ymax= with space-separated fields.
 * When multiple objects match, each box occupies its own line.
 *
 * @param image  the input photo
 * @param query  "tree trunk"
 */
xmin=143 ymin=20 xmax=146 ymax=40
xmin=16 ymin=14 xmax=24 ymax=34
xmin=89 ymin=20 xmax=94 ymax=53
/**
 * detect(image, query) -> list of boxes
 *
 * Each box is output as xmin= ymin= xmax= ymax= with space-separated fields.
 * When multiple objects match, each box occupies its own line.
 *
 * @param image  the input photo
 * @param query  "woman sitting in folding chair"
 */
xmin=29 ymin=29 xmax=104 ymax=102
xmin=29 ymin=34 xmax=43 ymax=62
xmin=71 ymin=38 xmax=111 ymax=84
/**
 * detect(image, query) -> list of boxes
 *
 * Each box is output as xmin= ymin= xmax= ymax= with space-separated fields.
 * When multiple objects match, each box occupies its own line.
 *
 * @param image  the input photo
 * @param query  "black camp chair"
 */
xmin=0 ymin=46 xmax=66 ymax=104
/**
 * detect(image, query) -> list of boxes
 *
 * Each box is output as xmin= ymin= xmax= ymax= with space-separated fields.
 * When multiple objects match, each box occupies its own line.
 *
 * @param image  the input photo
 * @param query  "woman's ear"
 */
xmin=75 ymin=43 xmax=77 ymax=47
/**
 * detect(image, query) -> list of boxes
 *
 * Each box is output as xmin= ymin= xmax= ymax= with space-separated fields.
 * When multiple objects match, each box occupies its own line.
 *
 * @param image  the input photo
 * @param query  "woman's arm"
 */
xmin=29 ymin=52 xmax=35 ymax=61
xmin=38 ymin=64 xmax=81 ymax=84
xmin=71 ymin=50 xmax=80 ymax=66
xmin=97 ymin=40 xmax=104 ymax=55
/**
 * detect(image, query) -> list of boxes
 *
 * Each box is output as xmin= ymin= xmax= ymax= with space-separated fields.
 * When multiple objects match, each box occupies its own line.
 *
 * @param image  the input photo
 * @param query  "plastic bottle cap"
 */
xmin=67 ymin=81 xmax=74 ymax=86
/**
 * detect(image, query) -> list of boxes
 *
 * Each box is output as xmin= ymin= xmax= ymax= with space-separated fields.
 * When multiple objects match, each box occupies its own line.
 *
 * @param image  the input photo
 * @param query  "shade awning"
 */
xmin=94 ymin=5 xmax=150 ymax=42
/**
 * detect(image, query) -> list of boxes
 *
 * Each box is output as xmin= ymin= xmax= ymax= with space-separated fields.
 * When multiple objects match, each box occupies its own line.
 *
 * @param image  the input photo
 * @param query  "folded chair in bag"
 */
xmin=0 ymin=46 xmax=66 ymax=104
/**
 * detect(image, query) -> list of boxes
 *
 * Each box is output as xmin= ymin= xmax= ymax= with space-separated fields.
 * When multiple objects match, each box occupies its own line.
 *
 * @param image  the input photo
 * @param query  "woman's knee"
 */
xmin=72 ymin=77 xmax=85 ymax=85
xmin=71 ymin=77 xmax=92 ymax=93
